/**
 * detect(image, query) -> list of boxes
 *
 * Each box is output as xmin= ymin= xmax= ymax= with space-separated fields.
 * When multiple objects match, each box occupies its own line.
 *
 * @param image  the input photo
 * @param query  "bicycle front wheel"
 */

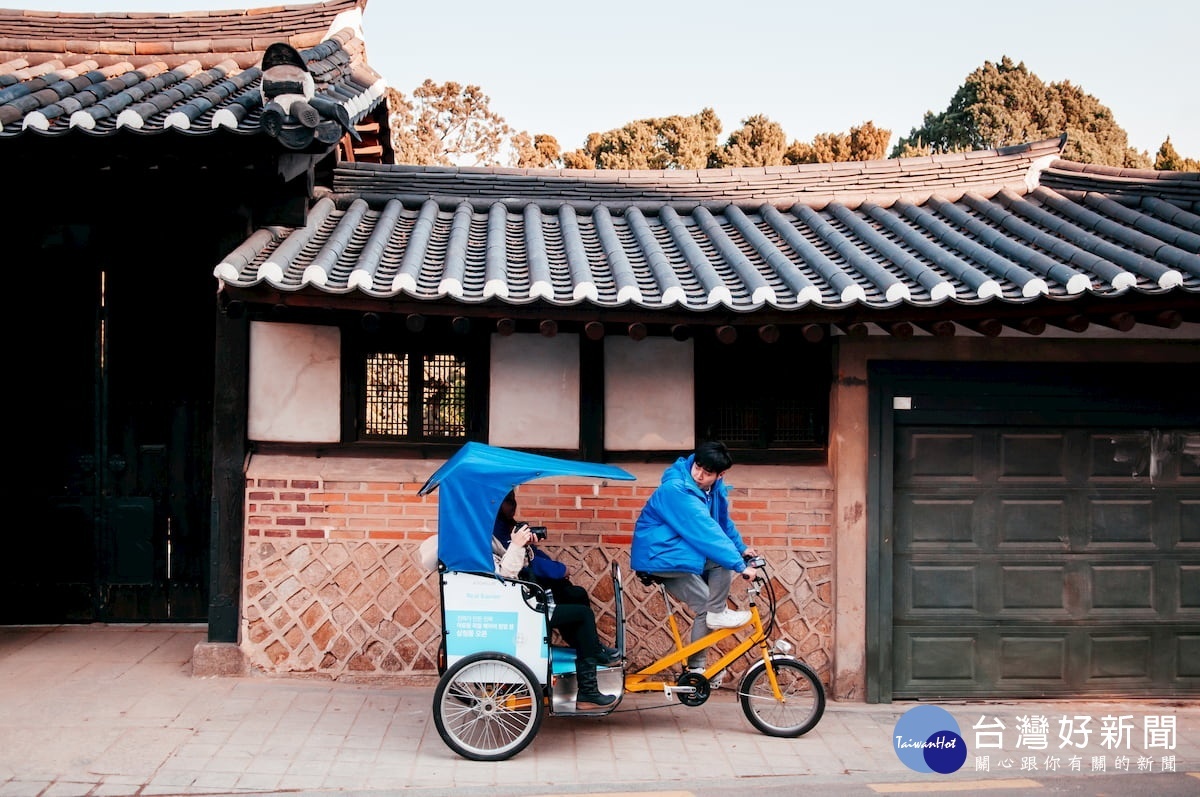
xmin=433 ymin=652 xmax=544 ymax=760
xmin=738 ymin=657 xmax=825 ymax=737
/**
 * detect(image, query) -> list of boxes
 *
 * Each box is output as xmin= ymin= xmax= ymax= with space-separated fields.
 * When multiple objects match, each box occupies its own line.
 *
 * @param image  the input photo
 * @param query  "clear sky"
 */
xmin=15 ymin=0 xmax=1200 ymax=160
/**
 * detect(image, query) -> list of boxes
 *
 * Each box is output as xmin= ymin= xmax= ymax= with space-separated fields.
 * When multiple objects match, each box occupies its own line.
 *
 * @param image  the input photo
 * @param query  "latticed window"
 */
xmin=697 ymin=336 xmax=830 ymax=459
xmin=362 ymin=350 xmax=468 ymax=440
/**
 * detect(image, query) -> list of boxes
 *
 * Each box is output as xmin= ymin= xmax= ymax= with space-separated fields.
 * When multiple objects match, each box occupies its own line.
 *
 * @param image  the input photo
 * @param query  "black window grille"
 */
xmin=361 ymin=349 xmax=470 ymax=441
xmin=697 ymin=336 xmax=830 ymax=459
xmin=364 ymin=352 xmax=409 ymax=436
xmin=421 ymin=353 xmax=467 ymax=438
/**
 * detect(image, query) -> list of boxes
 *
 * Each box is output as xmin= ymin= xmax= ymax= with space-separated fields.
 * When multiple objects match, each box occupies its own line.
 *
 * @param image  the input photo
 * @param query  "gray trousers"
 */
xmin=649 ymin=560 xmax=733 ymax=669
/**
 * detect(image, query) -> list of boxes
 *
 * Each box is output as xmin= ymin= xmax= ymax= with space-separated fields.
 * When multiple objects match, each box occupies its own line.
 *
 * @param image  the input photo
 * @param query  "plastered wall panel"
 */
xmin=605 ymin=337 xmax=693 ymax=450
xmin=248 ymin=321 xmax=341 ymax=443
xmin=489 ymin=333 xmax=579 ymax=448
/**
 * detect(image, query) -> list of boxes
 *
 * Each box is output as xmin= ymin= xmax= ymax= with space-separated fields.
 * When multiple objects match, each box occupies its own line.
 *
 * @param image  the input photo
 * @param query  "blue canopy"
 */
xmin=418 ymin=442 xmax=637 ymax=573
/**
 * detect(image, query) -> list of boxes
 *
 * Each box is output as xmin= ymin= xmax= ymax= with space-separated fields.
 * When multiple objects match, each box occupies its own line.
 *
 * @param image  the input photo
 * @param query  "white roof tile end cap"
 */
xmin=391 ymin=272 xmax=418 ymax=294
xmin=1022 ymin=279 xmax=1050 ymax=298
xmin=573 ymin=282 xmax=600 ymax=302
xmin=21 ymin=112 xmax=49 ymax=130
xmin=483 ymin=279 xmax=509 ymax=300
xmin=977 ymin=280 xmax=1003 ymax=299
xmin=68 ymin=111 xmax=96 ymax=130
xmin=115 ymin=110 xmax=144 ymax=129
xmin=348 ymin=270 xmax=374 ymax=291
xmin=211 ymin=109 xmax=238 ymax=129
xmin=259 ymin=262 xmax=284 ymax=285
xmin=929 ymin=282 xmax=957 ymax=301
xmin=1110 ymin=272 xmax=1137 ymax=291
xmin=301 ymin=265 xmax=328 ymax=287
xmin=707 ymin=286 xmax=733 ymax=306
xmin=797 ymin=286 xmax=822 ymax=305
xmin=1065 ymin=274 xmax=1091 ymax=295
xmin=840 ymin=284 xmax=868 ymax=303
xmin=660 ymin=285 xmax=686 ymax=305
xmin=163 ymin=112 xmax=191 ymax=130
xmin=438 ymin=277 xmax=464 ymax=298
xmin=752 ymin=286 xmax=778 ymax=304
xmin=885 ymin=283 xmax=912 ymax=303
xmin=1158 ymin=270 xmax=1183 ymax=289
xmin=618 ymin=285 xmax=644 ymax=303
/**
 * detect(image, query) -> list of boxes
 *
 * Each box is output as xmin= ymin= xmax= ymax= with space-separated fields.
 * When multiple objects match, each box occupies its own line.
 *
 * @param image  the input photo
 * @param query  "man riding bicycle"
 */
xmin=630 ymin=441 xmax=761 ymax=677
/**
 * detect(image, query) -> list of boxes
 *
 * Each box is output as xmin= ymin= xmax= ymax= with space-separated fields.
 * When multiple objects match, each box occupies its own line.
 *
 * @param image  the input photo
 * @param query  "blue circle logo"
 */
xmin=893 ymin=705 xmax=967 ymax=774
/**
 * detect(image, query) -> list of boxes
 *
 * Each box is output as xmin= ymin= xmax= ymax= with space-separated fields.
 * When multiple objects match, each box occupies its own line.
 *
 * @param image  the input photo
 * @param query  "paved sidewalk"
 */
xmin=1 ymin=624 xmax=1197 ymax=797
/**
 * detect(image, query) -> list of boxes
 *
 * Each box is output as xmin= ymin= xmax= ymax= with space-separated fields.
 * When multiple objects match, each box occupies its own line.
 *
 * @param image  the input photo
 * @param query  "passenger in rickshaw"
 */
xmin=631 ymin=441 xmax=762 ymax=678
xmin=493 ymin=490 xmax=621 ymax=662
xmin=496 ymin=524 xmax=619 ymax=709
xmin=492 ymin=489 xmax=589 ymax=606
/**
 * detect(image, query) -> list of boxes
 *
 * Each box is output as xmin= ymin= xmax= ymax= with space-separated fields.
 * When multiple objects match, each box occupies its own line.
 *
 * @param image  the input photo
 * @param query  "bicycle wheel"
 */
xmin=738 ymin=657 xmax=825 ymax=738
xmin=432 ymin=652 xmax=544 ymax=760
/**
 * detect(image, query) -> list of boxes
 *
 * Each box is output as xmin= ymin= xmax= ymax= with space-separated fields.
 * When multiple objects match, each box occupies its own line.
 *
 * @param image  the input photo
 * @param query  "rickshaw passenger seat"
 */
xmin=550 ymin=646 xmax=580 ymax=674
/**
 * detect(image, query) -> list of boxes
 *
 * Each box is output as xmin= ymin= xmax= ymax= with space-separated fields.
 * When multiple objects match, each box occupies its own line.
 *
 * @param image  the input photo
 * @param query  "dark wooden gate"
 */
xmin=872 ymin=362 xmax=1200 ymax=700
xmin=5 ymin=223 xmax=212 ymax=623
xmin=892 ymin=425 xmax=1199 ymax=697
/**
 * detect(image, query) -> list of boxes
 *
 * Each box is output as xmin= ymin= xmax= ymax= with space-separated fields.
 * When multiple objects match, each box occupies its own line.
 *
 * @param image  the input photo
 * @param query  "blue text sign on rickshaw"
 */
xmin=446 ymin=610 xmax=519 ymax=656
xmin=440 ymin=566 xmax=551 ymax=667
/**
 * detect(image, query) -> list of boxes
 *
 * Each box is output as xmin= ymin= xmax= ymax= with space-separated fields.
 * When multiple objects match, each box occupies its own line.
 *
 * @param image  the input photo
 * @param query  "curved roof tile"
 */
xmin=215 ymin=138 xmax=1200 ymax=321
xmin=0 ymin=1 xmax=363 ymax=61
xmin=0 ymin=0 xmax=384 ymax=149
xmin=329 ymin=137 xmax=1066 ymax=210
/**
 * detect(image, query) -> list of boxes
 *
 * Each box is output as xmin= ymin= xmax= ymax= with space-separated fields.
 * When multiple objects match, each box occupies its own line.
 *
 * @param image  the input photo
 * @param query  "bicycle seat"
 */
xmin=636 ymin=571 xmax=666 ymax=587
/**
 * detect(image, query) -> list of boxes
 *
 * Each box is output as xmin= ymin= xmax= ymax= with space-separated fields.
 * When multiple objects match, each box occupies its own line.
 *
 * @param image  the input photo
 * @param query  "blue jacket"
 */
xmin=631 ymin=455 xmax=747 ymax=575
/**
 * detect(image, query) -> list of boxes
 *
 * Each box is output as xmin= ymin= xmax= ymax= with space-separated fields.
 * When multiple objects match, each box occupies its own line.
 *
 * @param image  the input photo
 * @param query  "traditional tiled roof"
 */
xmin=214 ymin=138 xmax=1200 ymax=332
xmin=331 ymin=136 xmax=1067 ymax=209
xmin=0 ymin=0 xmax=384 ymax=151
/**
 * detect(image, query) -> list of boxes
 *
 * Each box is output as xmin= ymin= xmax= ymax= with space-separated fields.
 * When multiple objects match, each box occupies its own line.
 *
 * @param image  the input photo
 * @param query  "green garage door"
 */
xmin=880 ymin=364 xmax=1199 ymax=699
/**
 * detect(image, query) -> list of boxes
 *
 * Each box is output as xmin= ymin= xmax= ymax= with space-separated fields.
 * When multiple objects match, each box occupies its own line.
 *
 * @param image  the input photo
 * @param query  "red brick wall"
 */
xmin=240 ymin=462 xmax=834 ymax=686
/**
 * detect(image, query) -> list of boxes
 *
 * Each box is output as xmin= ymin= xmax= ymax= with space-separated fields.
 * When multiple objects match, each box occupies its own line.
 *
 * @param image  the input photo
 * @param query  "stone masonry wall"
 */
xmin=241 ymin=458 xmax=834 ymax=688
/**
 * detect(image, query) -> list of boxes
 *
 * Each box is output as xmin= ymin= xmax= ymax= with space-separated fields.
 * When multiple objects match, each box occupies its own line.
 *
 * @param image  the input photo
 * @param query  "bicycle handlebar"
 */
xmin=741 ymin=554 xmax=767 ymax=579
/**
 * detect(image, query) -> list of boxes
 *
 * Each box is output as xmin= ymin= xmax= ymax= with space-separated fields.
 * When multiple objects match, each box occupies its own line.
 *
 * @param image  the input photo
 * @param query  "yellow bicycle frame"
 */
xmin=623 ymin=578 xmax=786 ymax=701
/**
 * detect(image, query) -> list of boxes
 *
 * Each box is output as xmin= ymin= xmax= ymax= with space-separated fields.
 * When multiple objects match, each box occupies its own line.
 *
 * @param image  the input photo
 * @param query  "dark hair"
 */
xmin=694 ymin=440 xmax=732 ymax=473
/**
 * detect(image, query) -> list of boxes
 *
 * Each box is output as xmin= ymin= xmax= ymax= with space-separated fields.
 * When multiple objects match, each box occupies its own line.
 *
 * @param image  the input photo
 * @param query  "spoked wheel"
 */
xmin=738 ymin=657 xmax=825 ymax=737
xmin=432 ymin=652 xmax=544 ymax=760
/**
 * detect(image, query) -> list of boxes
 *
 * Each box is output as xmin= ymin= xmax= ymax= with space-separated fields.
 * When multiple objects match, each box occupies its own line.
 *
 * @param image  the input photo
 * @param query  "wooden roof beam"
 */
xmin=1006 ymin=317 xmax=1046 ymax=336
xmin=960 ymin=318 xmax=1003 ymax=337
xmin=915 ymin=320 xmax=956 ymax=337
xmin=1045 ymin=315 xmax=1090 ymax=333
xmin=836 ymin=321 xmax=869 ymax=338
xmin=1136 ymin=310 xmax=1182 ymax=329
xmin=1091 ymin=312 xmax=1136 ymax=332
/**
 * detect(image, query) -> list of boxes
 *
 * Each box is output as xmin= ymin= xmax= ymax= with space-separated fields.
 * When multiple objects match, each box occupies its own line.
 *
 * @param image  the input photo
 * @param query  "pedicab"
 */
xmin=419 ymin=442 xmax=825 ymax=761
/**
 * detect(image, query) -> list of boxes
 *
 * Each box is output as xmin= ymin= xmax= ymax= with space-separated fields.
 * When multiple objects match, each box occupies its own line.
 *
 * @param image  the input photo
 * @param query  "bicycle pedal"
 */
xmin=662 ymin=684 xmax=696 ymax=701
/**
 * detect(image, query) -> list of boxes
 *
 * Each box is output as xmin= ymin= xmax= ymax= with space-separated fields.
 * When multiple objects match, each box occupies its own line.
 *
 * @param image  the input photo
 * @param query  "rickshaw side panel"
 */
xmin=439 ymin=570 xmax=551 ymax=684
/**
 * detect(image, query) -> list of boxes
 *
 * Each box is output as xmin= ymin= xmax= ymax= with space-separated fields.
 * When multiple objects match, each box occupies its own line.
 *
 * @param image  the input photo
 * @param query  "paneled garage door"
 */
xmin=880 ymin=365 xmax=1199 ymax=699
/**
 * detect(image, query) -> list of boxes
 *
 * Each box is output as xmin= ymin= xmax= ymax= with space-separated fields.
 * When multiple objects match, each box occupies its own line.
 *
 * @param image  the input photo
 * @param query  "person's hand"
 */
xmin=743 ymin=547 xmax=758 ymax=558
xmin=510 ymin=524 xmax=535 ymax=547
xmin=741 ymin=565 xmax=761 ymax=580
